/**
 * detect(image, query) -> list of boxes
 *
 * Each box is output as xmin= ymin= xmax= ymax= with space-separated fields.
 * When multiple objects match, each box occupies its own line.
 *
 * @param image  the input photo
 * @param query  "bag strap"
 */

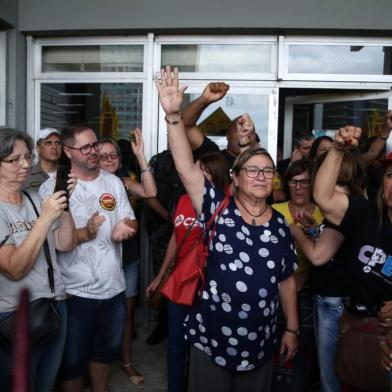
xmin=195 ymin=186 xmax=231 ymax=288
xmin=169 ymin=186 xmax=230 ymax=270
xmin=203 ymin=186 xmax=231 ymax=245
xmin=22 ymin=191 xmax=56 ymax=295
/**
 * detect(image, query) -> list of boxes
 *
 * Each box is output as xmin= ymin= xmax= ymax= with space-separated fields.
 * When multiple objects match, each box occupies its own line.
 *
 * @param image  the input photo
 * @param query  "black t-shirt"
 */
xmin=338 ymin=196 xmax=392 ymax=314
xmin=193 ymin=136 xmax=236 ymax=168
xmin=310 ymin=220 xmax=351 ymax=297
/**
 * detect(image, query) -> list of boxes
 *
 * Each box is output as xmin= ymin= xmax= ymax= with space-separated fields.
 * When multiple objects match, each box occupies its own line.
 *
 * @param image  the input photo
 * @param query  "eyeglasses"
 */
xmin=240 ymin=166 xmax=275 ymax=179
xmin=100 ymin=153 xmax=119 ymax=162
xmin=66 ymin=141 xmax=103 ymax=155
xmin=288 ymin=179 xmax=310 ymax=187
xmin=2 ymin=153 xmax=35 ymax=167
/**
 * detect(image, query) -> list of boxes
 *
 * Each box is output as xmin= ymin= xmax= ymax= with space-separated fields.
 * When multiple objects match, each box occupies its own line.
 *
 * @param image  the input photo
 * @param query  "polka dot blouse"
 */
xmin=184 ymin=179 xmax=297 ymax=371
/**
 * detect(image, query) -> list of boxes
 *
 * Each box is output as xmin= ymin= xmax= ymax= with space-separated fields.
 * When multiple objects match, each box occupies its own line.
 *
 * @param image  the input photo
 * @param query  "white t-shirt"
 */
xmin=40 ymin=170 xmax=135 ymax=299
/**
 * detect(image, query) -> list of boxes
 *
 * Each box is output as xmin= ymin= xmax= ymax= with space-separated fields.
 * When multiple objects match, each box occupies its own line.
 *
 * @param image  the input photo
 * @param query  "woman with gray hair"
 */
xmin=155 ymin=66 xmax=298 ymax=392
xmin=0 ymin=127 xmax=77 ymax=391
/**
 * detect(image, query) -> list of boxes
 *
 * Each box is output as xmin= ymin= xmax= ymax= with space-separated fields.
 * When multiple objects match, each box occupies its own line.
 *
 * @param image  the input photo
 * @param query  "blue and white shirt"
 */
xmin=185 ymin=180 xmax=297 ymax=371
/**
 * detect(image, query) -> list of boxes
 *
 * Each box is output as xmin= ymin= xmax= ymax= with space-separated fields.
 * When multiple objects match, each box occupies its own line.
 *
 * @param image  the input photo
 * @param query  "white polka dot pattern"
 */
xmin=184 ymin=180 xmax=297 ymax=372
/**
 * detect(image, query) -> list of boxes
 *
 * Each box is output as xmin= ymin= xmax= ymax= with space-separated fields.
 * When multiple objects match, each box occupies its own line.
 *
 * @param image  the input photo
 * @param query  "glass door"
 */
xmin=157 ymin=82 xmax=279 ymax=162
xmin=283 ymin=91 xmax=392 ymax=158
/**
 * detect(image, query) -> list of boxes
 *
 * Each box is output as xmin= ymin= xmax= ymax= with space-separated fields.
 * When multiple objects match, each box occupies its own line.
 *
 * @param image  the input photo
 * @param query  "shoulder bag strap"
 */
xmin=203 ymin=186 xmax=231 ymax=245
xmin=22 ymin=191 xmax=55 ymax=295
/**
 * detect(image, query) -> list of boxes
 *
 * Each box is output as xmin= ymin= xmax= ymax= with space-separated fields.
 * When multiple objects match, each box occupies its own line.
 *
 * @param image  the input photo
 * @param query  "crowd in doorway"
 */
xmin=0 ymin=65 xmax=391 ymax=392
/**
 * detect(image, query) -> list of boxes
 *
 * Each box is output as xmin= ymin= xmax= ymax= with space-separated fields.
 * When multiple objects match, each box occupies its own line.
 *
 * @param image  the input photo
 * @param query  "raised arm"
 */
xmin=183 ymin=82 xmax=230 ymax=150
xmin=361 ymin=110 xmax=392 ymax=168
xmin=124 ymin=128 xmax=157 ymax=199
xmin=313 ymin=126 xmax=361 ymax=226
xmin=155 ymin=66 xmax=205 ymax=214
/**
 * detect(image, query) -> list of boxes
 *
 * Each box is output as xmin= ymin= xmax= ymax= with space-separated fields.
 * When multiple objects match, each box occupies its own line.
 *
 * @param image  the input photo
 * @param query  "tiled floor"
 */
xmin=107 ymin=321 xmax=167 ymax=392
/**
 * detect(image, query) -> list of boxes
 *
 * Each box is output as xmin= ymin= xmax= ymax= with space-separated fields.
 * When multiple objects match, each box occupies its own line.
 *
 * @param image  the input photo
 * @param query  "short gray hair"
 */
xmin=0 ymin=127 xmax=34 ymax=161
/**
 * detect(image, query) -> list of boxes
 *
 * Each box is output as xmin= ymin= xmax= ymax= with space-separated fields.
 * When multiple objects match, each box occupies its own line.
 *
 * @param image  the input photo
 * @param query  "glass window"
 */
xmin=180 ymin=92 xmax=270 ymax=149
xmin=319 ymin=98 xmax=388 ymax=136
xmin=42 ymin=45 xmax=144 ymax=72
xmin=289 ymin=45 xmax=392 ymax=75
xmin=40 ymin=83 xmax=143 ymax=140
xmin=161 ymin=44 xmax=273 ymax=73
xmin=293 ymin=98 xmax=388 ymax=138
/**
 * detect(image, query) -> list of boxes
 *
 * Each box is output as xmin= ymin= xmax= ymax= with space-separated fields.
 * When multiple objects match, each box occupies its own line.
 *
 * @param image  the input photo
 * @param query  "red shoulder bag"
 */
xmin=161 ymin=190 xmax=230 ymax=306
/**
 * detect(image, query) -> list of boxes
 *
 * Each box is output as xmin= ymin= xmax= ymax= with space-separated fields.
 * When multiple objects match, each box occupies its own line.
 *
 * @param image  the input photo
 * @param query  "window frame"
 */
xmin=27 ymin=34 xmax=156 ymax=159
xmin=155 ymin=35 xmax=278 ymax=81
xmin=0 ymin=31 xmax=6 ymax=126
xmin=279 ymin=35 xmax=392 ymax=83
xmin=156 ymin=80 xmax=279 ymax=161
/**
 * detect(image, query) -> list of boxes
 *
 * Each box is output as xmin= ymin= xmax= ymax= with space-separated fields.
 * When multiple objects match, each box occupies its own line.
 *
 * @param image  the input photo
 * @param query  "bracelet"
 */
xmin=285 ymin=328 xmax=300 ymax=336
xmin=140 ymin=167 xmax=151 ymax=174
xmin=164 ymin=113 xmax=183 ymax=125
xmin=303 ymin=226 xmax=319 ymax=238
xmin=379 ymin=135 xmax=389 ymax=141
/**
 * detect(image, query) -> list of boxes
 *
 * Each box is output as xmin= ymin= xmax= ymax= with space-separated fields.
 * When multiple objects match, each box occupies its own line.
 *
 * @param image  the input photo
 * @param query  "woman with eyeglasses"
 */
xmin=273 ymin=159 xmax=323 ymax=291
xmin=155 ymin=66 xmax=298 ymax=392
xmin=272 ymin=159 xmax=323 ymax=391
xmin=98 ymin=129 xmax=156 ymax=386
xmin=0 ymin=127 xmax=77 ymax=391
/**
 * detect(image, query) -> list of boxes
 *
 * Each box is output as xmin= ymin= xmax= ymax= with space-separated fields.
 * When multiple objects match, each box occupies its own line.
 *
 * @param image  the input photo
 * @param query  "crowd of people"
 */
xmin=0 ymin=64 xmax=391 ymax=392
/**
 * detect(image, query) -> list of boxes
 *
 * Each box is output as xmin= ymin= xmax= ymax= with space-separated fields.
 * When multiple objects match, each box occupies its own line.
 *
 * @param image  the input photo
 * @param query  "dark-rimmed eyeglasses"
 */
xmin=100 ymin=153 xmax=119 ymax=162
xmin=66 ymin=142 xmax=103 ymax=155
xmin=240 ymin=166 xmax=275 ymax=179
xmin=288 ymin=179 xmax=310 ymax=187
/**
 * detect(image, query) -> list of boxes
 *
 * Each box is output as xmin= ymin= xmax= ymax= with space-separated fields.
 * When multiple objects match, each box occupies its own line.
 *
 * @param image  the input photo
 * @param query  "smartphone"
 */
xmin=54 ymin=165 xmax=70 ymax=211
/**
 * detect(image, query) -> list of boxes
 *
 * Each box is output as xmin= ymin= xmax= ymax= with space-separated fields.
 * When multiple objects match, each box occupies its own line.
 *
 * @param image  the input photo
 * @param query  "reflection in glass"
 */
xmin=289 ymin=45 xmax=392 ymax=75
xmin=42 ymin=45 xmax=144 ymax=72
xmin=320 ymin=99 xmax=388 ymax=137
xmin=161 ymin=44 xmax=273 ymax=73
xmin=181 ymin=93 xmax=270 ymax=149
xmin=40 ymin=83 xmax=143 ymax=140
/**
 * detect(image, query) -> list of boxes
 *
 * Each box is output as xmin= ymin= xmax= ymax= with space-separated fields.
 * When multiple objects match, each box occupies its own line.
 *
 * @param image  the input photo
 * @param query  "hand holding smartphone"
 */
xmin=54 ymin=165 xmax=70 ymax=211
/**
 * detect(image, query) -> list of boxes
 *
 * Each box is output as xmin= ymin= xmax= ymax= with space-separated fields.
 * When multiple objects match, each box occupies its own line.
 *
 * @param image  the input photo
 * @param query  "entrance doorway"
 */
xmin=281 ymin=90 xmax=392 ymax=158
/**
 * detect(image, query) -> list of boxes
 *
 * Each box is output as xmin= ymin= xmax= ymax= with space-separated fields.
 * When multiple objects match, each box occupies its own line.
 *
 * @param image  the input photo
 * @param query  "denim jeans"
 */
xmin=0 ymin=300 xmax=67 ymax=392
xmin=167 ymin=300 xmax=189 ymax=392
xmin=313 ymin=295 xmax=345 ymax=392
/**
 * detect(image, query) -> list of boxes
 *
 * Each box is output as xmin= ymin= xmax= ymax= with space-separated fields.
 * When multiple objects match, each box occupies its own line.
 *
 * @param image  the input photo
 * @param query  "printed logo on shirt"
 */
xmin=174 ymin=214 xmax=197 ymax=228
xmin=358 ymin=245 xmax=392 ymax=277
xmin=9 ymin=220 xmax=36 ymax=233
xmin=99 ymin=193 xmax=116 ymax=211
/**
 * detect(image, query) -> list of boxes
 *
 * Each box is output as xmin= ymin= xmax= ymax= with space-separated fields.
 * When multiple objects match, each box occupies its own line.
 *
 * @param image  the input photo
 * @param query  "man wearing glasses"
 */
xmin=24 ymin=127 xmax=62 ymax=190
xmin=39 ymin=123 xmax=138 ymax=392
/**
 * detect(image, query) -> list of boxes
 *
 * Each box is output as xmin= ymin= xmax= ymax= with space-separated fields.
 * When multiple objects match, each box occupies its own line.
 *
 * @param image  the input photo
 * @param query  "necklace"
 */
xmin=235 ymin=197 xmax=268 ymax=226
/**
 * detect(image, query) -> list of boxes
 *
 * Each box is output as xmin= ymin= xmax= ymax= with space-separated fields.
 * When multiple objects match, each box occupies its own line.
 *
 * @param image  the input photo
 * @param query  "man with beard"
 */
xmin=39 ymin=123 xmax=138 ymax=392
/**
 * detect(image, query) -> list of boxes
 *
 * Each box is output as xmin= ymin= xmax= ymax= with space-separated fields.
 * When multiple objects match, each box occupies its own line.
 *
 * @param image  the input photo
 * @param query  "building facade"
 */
xmin=1 ymin=0 xmax=392 ymax=159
